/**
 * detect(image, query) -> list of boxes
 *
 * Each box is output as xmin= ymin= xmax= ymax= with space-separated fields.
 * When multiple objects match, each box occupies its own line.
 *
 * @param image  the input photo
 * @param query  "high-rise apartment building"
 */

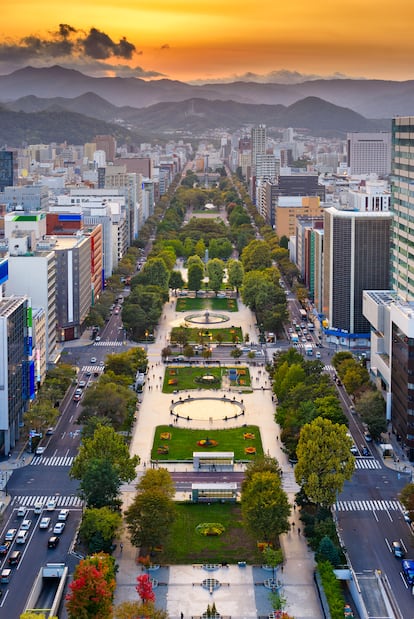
xmin=251 ymin=125 xmax=266 ymax=175
xmin=0 ymin=151 xmax=17 ymax=192
xmin=347 ymin=132 xmax=391 ymax=176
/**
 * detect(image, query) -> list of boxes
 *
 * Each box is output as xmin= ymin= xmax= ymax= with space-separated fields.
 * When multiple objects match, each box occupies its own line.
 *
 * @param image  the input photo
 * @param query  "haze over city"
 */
xmin=1 ymin=0 xmax=414 ymax=83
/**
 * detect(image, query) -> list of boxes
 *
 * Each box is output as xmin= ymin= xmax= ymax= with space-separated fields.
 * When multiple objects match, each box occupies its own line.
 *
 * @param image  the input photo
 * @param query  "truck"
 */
xmin=304 ymin=343 xmax=313 ymax=356
xmin=24 ymin=563 xmax=68 ymax=618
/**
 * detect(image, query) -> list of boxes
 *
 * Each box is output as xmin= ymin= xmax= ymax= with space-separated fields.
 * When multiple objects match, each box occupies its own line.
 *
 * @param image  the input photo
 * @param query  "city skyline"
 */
xmin=1 ymin=1 xmax=414 ymax=83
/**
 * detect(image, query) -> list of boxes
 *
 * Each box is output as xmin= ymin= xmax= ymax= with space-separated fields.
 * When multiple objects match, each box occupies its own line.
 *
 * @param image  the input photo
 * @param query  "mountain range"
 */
xmin=0 ymin=65 xmax=405 ymax=145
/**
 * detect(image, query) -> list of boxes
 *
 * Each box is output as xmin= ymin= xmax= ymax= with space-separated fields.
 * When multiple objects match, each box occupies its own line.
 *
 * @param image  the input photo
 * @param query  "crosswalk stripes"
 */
xmin=334 ymin=499 xmax=403 ymax=512
xmin=324 ymin=364 xmax=336 ymax=372
xmin=31 ymin=456 xmax=75 ymax=467
xmin=354 ymin=458 xmax=382 ymax=470
xmin=93 ymin=341 xmax=123 ymax=347
xmin=11 ymin=495 xmax=83 ymax=509
xmin=81 ymin=365 xmax=105 ymax=374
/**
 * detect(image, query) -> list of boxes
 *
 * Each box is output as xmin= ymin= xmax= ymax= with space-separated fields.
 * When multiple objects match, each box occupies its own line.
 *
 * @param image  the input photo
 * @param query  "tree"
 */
xmin=138 ymin=258 xmax=170 ymax=289
xmin=136 ymin=468 xmax=176 ymax=499
xmin=79 ymin=507 xmax=122 ymax=553
xmin=242 ymin=455 xmax=282 ymax=491
xmin=114 ymin=601 xmax=169 ymax=619
xmin=356 ymin=390 xmax=386 ymax=440
xmin=125 ymin=489 xmax=176 ymax=550
xmin=78 ymin=458 xmax=121 ymax=508
xmin=66 ymin=554 xmax=116 ymax=619
xmin=295 ymin=417 xmax=355 ymax=507
xmin=242 ymin=471 xmax=290 ymax=543
xmin=317 ymin=536 xmax=341 ymax=567
xmin=227 ymin=259 xmax=244 ymax=294
xmin=230 ymin=347 xmax=242 ymax=359
xmin=169 ymin=270 xmax=185 ymax=291
xmin=78 ymin=382 xmax=136 ymax=428
xmin=70 ymin=425 xmax=139 ymax=484
xmin=241 ymin=240 xmax=272 ymax=271
xmin=207 ymin=258 xmax=224 ymax=295
xmin=400 ymin=483 xmax=414 ymax=520
xmin=136 ymin=574 xmax=155 ymax=602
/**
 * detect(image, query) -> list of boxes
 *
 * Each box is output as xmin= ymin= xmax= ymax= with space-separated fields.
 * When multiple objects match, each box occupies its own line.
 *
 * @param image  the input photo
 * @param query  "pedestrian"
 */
xmin=291 ymin=521 xmax=295 ymax=529
xmin=181 ymin=613 xmax=184 ymax=619
xmin=298 ymin=528 xmax=301 ymax=535
xmin=120 ymin=543 xmax=124 ymax=552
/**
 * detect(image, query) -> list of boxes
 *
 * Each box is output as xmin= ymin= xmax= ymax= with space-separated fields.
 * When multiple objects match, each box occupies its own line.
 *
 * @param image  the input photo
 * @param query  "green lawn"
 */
xmin=170 ymin=326 xmax=243 ymax=344
xmin=176 ymin=297 xmax=205 ymax=311
xmin=153 ymin=503 xmax=261 ymax=564
xmin=163 ymin=366 xmax=223 ymax=392
xmin=152 ymin=425 xmax=263 ymax=461
xmin=210 ymin=297 xmax=238 ymax=312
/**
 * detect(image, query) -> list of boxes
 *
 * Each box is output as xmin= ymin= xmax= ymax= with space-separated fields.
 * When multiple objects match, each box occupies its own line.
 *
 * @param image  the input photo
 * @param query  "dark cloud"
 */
xmin=80 ymin=27 xmax=136 ymax=60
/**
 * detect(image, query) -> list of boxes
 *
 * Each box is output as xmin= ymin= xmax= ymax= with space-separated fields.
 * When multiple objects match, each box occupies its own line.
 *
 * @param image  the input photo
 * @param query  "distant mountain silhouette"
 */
xmin=0 ymin=65 xmax=412 ymax=118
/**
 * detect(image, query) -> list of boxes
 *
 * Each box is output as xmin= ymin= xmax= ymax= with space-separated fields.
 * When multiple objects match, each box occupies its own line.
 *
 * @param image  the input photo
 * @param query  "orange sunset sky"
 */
xmin=1 ymin=0 xmax=414 ymax=82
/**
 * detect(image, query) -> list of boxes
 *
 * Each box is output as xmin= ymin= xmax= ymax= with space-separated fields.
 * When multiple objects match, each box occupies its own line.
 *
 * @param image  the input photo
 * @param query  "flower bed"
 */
xmin=168 ymin=378 xmax=178 ymax=385
xmin=196 ymin=522 xmax=225 ymax=536
xmin=243 ymin=433 xmax=255 ymax=440
xmin=157 ymin=445 xmax=169 ymax=454
xmin=197 ymin=439 xmax=218 ymax=447
xmin=160 ymin=432 xmax=171 ymax=440
xmin=244 ymin=446 xmax=256 ymax=454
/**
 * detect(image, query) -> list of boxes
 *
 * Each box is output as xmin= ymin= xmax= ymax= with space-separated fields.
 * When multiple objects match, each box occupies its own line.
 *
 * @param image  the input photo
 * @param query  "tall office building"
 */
xmin=323 ymin=206 xmax=391 ymax=342
xmin=0 ymin=151 xmax=16 ymax=192
xmin=251 ymin=125 xmax=266 ymax=175
xmin=0 ymin=295 xmax=34 ymax=455
xmin=347 ymin=132 xmax=391 ymax=176
xmin=391 ymin=117 xmax=414 ymax=300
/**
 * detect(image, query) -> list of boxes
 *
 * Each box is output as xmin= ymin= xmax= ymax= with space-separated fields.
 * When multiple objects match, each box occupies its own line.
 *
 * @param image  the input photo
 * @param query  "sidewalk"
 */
xmin=116 ymin=290 xmax=323 ymax=618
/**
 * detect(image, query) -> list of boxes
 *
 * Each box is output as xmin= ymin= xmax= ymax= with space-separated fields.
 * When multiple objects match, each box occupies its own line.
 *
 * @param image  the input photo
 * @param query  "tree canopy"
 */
xmin=295 ymin=417 xmax=355 ymax=507
xmin=242 ymin=470 xmax=290 ymax=543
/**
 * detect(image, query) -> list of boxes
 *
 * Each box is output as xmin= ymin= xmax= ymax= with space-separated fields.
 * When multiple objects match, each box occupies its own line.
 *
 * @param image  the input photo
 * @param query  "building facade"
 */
xmin=347 ymin=132 xmax=391 ymax=176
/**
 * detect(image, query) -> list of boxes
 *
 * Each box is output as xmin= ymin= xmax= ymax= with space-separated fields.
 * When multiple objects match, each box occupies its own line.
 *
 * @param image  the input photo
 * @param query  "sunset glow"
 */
xmin=1 ymin=0 xmax=414 ymax=82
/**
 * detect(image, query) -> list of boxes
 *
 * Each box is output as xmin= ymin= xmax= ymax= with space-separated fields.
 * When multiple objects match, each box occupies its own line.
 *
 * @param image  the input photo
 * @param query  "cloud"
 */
xmin=0 ymin=23 xmax=139 ymax=68
xmin=160 ymin=44 xmax=170 ymax=50
xmin=188 ymin=69 xmax=363 ymax=85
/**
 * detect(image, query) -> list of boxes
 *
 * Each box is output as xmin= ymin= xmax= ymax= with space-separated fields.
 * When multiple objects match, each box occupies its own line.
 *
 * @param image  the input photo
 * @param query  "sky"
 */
xmin=1 ymin=0 xmax=414 ymax=83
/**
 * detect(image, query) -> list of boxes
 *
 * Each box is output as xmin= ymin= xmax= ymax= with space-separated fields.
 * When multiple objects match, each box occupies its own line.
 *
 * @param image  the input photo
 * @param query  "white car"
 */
xmin=16 ymin=530 xmax=28 ymax=544
xmin=53 ymin=522 xmax=65 ymax=535
xmin=20 ymin=519 xmax=32 ymax=531
xmin=90 ymin=357 xmax=97 ymax=363
xmin=46 ymin=499 xmax=56 ymax=511
xmin=4 ymin=529 xmax=17 ymax=542
xmin=35 ymin=446 xmax=46 ymax=456
xmin=17 ymin=506 xmax=26 ymax=518
xmin=58 ymin=509 xmax=69 ymax=522
xmin=39 ymin=517 xmax=51 ymax=530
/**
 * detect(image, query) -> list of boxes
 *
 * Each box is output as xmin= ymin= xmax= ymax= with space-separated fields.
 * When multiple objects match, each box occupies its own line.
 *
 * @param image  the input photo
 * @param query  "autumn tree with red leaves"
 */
xmin=136 ymin=573 xmax=155 ymax=603
xmin=65 ymin=553 xmax=116 ymax=619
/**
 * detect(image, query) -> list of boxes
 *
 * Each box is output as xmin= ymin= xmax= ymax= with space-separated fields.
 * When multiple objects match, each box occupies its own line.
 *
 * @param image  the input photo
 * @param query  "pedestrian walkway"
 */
xmin=93 ymin=340 xmax=123 ymax=347
xmin=30 ymin=455 xmax=74 ymax=467
xmin=334 ymin=499 xmax=403 ymax=512
xmin=11 ymin=495 xmax=83 ymax=508
xmin=81 ymin=365 xmax=105 ymax=374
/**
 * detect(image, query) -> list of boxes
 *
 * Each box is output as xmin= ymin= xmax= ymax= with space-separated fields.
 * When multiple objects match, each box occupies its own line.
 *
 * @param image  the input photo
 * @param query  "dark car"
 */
xmin=392 ymin=540 xmax=405 ymax=558
xmin=0 ymin=542 xmax=10 ymax=555
xmin=48 ymin=536 xmax=60 ymax=549
xmin=8 ymin=551 xmax=21 ymax=565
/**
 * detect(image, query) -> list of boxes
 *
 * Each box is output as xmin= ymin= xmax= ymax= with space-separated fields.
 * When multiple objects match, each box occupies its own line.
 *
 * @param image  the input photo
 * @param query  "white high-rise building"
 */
xmin=347 ymin=132 xmax=391 ymax=176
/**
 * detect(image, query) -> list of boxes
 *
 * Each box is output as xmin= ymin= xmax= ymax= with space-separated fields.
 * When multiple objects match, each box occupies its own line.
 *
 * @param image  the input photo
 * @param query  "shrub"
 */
xmin=317 ymin=561 xmax=346 ymax=619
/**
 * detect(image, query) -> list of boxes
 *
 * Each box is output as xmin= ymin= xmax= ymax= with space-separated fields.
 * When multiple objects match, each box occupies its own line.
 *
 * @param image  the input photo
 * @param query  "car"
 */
xmin=288 ymin=327 xmax=293 ymax=333
xmin=46 ymin=499 xmax=56 ymax=511
xmin=315 ymin=351 xmax=321 ymax=359
xmin=350 ymin=445 xmax=359 ymax=456
xmin=364 ymin=432 xmax=373 ymax=442
xmin=17 ymin=506 xmax=26 ymax=517
xmin=4 ymin=529 xmax=17 ymax=542
xmin=78 ymin=381 xmax=86 ymax=388
xmin=35 ymin=446 xmax=46 ymax=455
xmin=53 ymin=522 xmax=65 ymax=535
xmin=301 ymin=337 xmax=307 ymax=343
xmin=20 ymin=519 xmax=32 ymax=531
xmin=73 ymin=393 xmax=81 ymax=402
xmin=8 ymin=551 xmax=21 ymax=565
xmin=306 ymin=335 xmax=312 ymax=341
xmin=16 ymin=530 xmax=28 ymax=544
xmin=58 ymin=509 xmax=69 ymax=522
xmin=85 ymin=371 xmax=92 ymax=377
xmin=39 ymin=517 xmax=51 ymax=530
xmin=392 ymin=540 xmax=405 ymax=558
xmin=48 ymin=536 xmax=60 ymax=549
xmin=74 ymin=388 xmax=82 ymax=396
xmin=362 ymin=447 xmax=371 ymax=457
xmin=241 ymin=347 xmax=251 ymax=353
xmin=0 ymin=542 xmax=11 ymax=555
xmin=45 ymin=427 xmax=55 ymax=435
xmin=172 ymin=356 xmax=185 ymax=362
xmin=90 ymin=357 xmax=97 ymax=363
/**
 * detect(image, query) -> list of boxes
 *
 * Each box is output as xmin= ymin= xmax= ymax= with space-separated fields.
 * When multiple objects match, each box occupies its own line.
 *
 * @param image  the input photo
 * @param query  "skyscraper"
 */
xmin=347 ymin=132 xmax=391 ymax=176
xmin=250 ymin=125 xmax=266 ymax=176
